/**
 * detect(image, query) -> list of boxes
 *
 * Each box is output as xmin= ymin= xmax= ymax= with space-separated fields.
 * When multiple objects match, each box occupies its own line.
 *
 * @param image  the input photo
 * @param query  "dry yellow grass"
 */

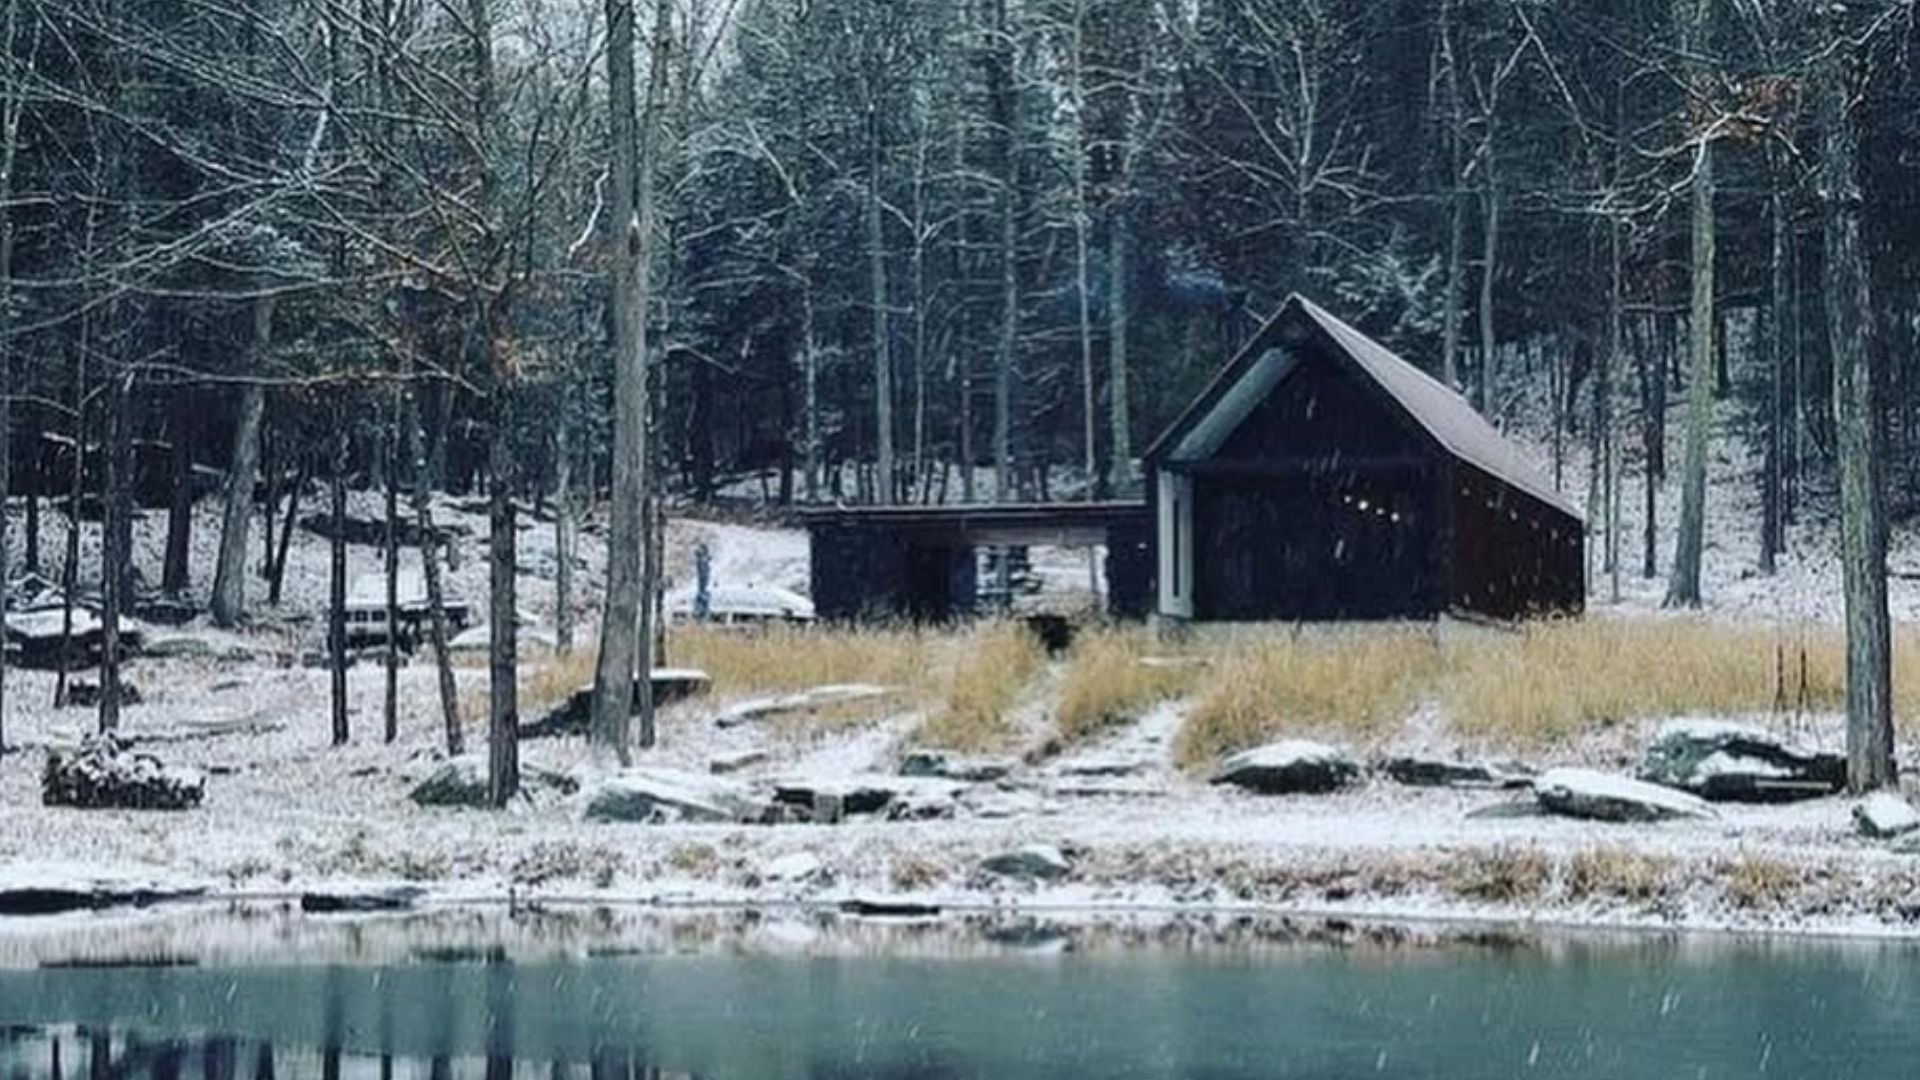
xmin=1721 ymin=854 xmax=1803 ymax=910
xmin=1445 ymin=618 xmax=1920 ymax=747
xmin=1565 ymin=847 xmax=1674 ymax=902
xmin=1176 ymin=617 xmax=1920 ymax=766
xmin=1174 ymin=628 xmax=1447 ymax=768
xmin=915 ymin=620 xmax=1045 ymax=752
xmin=1053 ymin=629 xmax=1202 ymax=744
xmin=667 ymin=623 xmax=943 ymax=697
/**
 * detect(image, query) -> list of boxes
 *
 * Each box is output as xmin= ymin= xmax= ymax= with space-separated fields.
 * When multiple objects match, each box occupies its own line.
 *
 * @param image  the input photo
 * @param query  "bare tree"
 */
xmin=591 ymin=0 xmax=672 ymax=761
xmin=1819 ymin=26 xmax=1893 ymax=791
xmin=1665 ymin=0 xmax=1718 ymax=608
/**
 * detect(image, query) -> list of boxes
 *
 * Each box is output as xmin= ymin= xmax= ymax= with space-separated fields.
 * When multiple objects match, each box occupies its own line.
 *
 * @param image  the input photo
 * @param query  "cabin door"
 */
xmin=1157 ymin=471 xmax=1194 ymax=619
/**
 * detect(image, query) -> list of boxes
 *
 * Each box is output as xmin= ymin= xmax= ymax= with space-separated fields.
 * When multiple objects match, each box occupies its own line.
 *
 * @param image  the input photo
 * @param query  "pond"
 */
xmin=1 ymin=910 xmax=1917 ymax=1078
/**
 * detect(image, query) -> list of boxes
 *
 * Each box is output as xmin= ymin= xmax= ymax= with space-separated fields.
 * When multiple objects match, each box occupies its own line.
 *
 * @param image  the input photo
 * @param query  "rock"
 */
xmin=1855 ymin=792 xmax=1920 ymax=839
xmin=1465 ymin=799 xmax=1546 ymax=820
xmin=0 ymin=864 xmax=208 ymax=915
xmin=1533 ymin=767 xmax=1715 ymax=823
xmin=1211 ymin=740 xmax=1360 ymax=795
xmin=1052 ymin=756 xmax=1146 ymax=779
xmin=299 ymin=884 xmax=426 ymax=913
xmin=898 ymin=749 xmax=1015 ymax=782
xmin=60 ymin=681 xmax=144 ymax=709
xmin=42 ymin=735 xmax=204 ymax=811
xmin=762 ymin=851 xmax=825 ymax=884
xmin=839 ymin=896 xmax=942 ymax=918
xmin=709 ymin=748 xmax=769 ymax=775
xmin=773 ymin=777 xmax=898 ymax=817
xmin=409 ymin=758 xmax=492 ymax=807
xmin=715 ymin=684 xmax=894 ymax=728
xmin=1637 ymin=719 xmax=1844 ymax=803
xmin=1382 ymin=755 xmax=1532 ymax=789
xmin=410 ymin=755 xmax=578 ymax=807
xmin=520 ymin=669 xmax=713 ymax=739
xmin=979 ymin=844 xmax=1071 ymax=882
xmin=581 ymin=767 xmax=768 ymax=824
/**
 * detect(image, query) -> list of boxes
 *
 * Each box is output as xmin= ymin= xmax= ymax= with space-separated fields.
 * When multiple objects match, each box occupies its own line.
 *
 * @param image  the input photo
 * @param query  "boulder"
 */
xmin=762 ymin=851 xmax=825 ymax=884
xmin=410 ymin=756 xmax=577 ymax=807
xmin=839 ymin=895 xmax=942 ymax=918
xmin=61 ymin=681 xmax=144 ymax=709
xmin=1533 ymin=767 xmax=1714 ymax=823
xmin=581 ymin=767 xmax=768 ymax=824
xmin=979 ymin=844 xmax=1071 ymax=882
xmin=709 ymin=748 xmax=770 ymax=775
xmin=1382 ymin=755 xmax=1533 ymax=790
xmin=898 ymin=749 xmax=1015 ymax=783
xmin=0 ymin=864 xmax=208 ymax=915
xmin=520 ymin=669 xmax=713 ymax=739
xmin=1637 ymin=719 xmax=1844 ymax=803
xmin=1855 ymin=792 xmax=1920 ymax=839
xmin=42 ymin=735 xmax=204 ymax=811
xmin=715 ymin=684 xmax=894 ymax=729
xmin=299 ymin=883 xmax=426 ymax=913
xmin=1211 ymin=740 xmax=1360 ymax=795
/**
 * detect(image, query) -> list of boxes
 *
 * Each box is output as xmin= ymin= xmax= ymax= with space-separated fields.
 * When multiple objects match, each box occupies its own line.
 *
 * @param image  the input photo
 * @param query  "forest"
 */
xmin=0 ymin=0 xmax=1917 ymax=794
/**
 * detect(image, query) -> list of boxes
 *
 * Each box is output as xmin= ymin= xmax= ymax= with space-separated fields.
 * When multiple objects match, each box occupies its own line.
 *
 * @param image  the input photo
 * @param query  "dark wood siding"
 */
xmin=1448 ymin=466 xmax=1585 ymax=618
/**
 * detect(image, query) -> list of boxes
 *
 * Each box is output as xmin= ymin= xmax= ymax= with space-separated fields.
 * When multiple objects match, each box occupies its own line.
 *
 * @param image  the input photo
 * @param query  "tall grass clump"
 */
xmin=1174 ymin=628 xmax=1447 ymax=769
xmin=916 ymin=620 xmax=1045 ymax=752
xmin=668 ymin=622 xmax=942 ymax=697
xmin=1446 ymin=618 xmax=1839 ymax=747
xmin=1053 ymin=629 xmax=1200 ymax=744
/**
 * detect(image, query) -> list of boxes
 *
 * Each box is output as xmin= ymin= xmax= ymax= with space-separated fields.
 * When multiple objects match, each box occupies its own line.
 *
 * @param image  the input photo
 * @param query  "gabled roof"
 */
xmin=1144 ymin=294 xmax=1582 ymax=521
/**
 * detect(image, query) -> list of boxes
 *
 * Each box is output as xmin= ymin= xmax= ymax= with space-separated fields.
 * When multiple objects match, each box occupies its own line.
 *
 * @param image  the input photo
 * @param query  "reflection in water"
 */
xmin=3 ymin=927 xmax=1920 ymax=1079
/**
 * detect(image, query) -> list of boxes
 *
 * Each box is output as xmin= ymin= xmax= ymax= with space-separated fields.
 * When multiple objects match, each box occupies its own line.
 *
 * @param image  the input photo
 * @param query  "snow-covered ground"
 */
xmin=6 ymin=412 xmax=1920 ymax=941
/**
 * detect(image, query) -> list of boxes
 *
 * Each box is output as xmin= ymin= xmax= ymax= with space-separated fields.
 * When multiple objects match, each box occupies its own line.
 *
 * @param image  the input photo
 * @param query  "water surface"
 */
xmin=1 ymin=912 xmax=1916 ymax=1078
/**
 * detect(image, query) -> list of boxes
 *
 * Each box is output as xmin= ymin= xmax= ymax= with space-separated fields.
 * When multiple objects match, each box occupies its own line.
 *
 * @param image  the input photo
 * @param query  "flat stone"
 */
xmin=1382 ymin=755 xmax=1533 ymax=789
xmin=979 ymin=845 xmax=1071 ymax=882
xmin=1466 ymin=799 xmax=1546 ymax=820
xmin=299 ymin=884 xmax=426 ymax=913
xmin=1856 ymin=792 xmax=1920 ymax=839
xmin=709 ymin=749 xmax=770 ymax=775
xmin=0 ymin=865 xmax=208 ymax=916
xmin=715 ymin=684 xmax=894 ymax=728
xmin=839 ymin=895 xmax=942 ymax=918
xmin=898 ymin=749 xmax=1015 ymax=782
xmin=1211 ymin=740 xmax=1360 ymax=795
xmin=581 ymin=767 xmax=767 ymax=824
xmin=1533 ymin=767 xmax=1715 ymax=823
xmin=410 ymin=756 xmax=578 ymax=807
xmin=1637 ymin=719 xmax=1844 ymax=803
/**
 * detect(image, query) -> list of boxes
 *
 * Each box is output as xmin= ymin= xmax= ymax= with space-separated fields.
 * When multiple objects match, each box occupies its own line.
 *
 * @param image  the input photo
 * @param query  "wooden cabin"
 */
xmin=1144 ymin=295 xmax=1584 ymax=622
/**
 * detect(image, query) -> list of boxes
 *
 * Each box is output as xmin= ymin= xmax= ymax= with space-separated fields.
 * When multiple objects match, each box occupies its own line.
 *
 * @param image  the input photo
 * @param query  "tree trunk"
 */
xmin=1477 ymin=153 xmax=1499 ymax=417
xmin=1106 ymin=215 xmax=1132 ymax=495
xmin=1820 ymin=44 xmax=1894 ymax=792
xmin=408 ymin=383 xmax=461 ymax=756
xmin=990 ymin=0 xmax=1017 ymax=504
xmin=1439 ymin=0 xmax=1465 ymax=392
xmin=98 ymin=374 xmax=129 ymax=734
xmin=269 ymin=449 xmax=307 ymax=608
xmin=1762 ymin=165 xmax=1787 ymax=574
xmin=487 ymin=381 xmax=518 ymax=805
xmin=162 ymin=392 xmax=194 ymax=595
xmin=1665 ymin=3 xmax=1714 ymax=609
xmin=0 ymin=0 xmax=13 ymax=752
xmin=383 ymin=396 xmax=400 ymax=745
xmin=867 ymin=103 xmax=894 ymax=504
xmin=329 ymin=423 xmax=349 ymax=748
xmin=210 ymin=296 xmax=275 ymax=627
xmin=590 ymin=0 xmax=669 ymax=762
xmin=53 ymin=329 xmax=86 ymax=709
xmin=555 ymin=393 xmax=575 ymax=655
xmin=802 ymin=293 xmax=820 ymax=503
